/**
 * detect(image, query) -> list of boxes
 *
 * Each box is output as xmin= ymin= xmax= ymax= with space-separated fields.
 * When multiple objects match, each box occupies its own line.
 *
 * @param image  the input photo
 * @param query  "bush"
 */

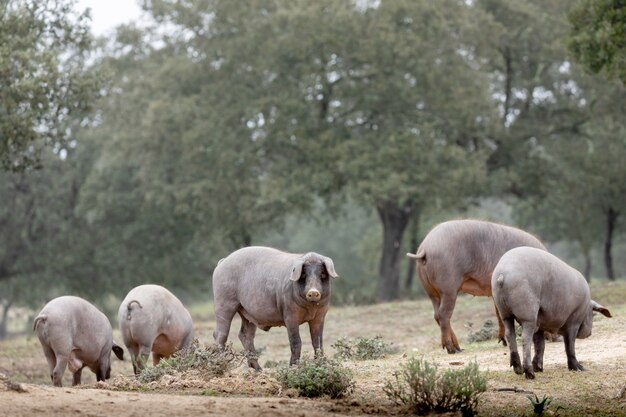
xmin=274 ymin=357 xmax=355 ymax=398
xmin=383 ymin=357 xmax=487 ymax=417
xmin=138 ymin=340 xmax=243 ymax=383
xmin=332 ymin=335 xmax=398 ymax=360
xmin=465 ymin=320 xmax=499 ymax=343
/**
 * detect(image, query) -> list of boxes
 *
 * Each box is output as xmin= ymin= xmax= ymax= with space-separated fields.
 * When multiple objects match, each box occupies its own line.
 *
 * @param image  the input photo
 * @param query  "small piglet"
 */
xmin=492 ymin=246 xmax=611 ymax=379
xmin=33 ymin=296 xmax=124 ymax=387
xmin=118 ymin=284 xmax=194 ymax=374
xmin=212 ymin=246 xmax=339 ymax=370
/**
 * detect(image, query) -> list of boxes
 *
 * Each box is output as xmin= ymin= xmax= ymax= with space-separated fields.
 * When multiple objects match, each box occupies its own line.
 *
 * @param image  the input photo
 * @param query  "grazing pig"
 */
xmin=492 ymin=246 xmax=611 ymax=379
xmin=118 ymin=284 xmax=194 ymax=375
xmin=212 ymin=246 xmax=339 ymax=371
xmin=407 ymin=219 xmax=546 ymax=354
xmin=33 ymin=296 xmax=124 ymax=387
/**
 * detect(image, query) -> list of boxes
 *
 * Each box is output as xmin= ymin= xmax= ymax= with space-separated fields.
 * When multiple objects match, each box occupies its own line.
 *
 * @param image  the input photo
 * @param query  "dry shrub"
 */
xmin=465 ymin=320 xmax=499 ymax=343
xmin=138 ymin=340 xmax=243 ymax=384
xmin=383 ymin=357 xmax=487 ymax=417
xmin=332 ymin=335 xmax=398 ymax=360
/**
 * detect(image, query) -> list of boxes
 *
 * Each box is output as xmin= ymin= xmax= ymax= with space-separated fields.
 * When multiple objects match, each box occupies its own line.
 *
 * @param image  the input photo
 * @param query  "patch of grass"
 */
xmin=274 ymin=357 xmax=354 ymax=399
xmin=137 ymin=340 xmax=243 ymax=383
xmin=383 ymin=357 xmax=487 ymax=417
xmin=332 ymin=335 xmax=397 ymax=360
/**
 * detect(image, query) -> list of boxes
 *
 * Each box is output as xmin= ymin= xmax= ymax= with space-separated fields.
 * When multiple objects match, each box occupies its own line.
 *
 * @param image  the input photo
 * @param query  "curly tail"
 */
xmin=33 ymin=315 xmax=47 ymax=332
xmin=406 ymin=248 xmax=426 ymax=260
xmin=125 ymin=300 xmax=143 ymax=320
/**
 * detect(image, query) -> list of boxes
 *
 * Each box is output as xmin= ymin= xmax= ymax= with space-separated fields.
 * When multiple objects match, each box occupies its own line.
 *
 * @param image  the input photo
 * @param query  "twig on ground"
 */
xmin=493 ymin=387 xmax=534 ymax=394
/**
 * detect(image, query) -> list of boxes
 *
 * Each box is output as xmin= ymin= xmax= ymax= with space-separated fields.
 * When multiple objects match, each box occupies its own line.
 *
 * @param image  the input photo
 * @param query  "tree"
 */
xmin=569 ymin=0 xmax=626 ymax=84
xmin=133 ymin=0 xmax=498 ymax=301
xmin=0 ymin=0 xmax=101 ymax=171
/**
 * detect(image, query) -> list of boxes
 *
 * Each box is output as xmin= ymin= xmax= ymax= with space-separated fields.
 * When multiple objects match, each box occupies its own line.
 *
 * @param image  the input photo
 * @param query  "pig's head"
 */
xmin=289 ymin=253 xmax=338 ymax=304
xmin=578 ymin=300 xmax=612 ymax=338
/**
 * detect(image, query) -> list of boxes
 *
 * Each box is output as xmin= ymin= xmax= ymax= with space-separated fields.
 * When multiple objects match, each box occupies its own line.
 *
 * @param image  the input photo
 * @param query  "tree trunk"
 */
xmin=0 ymin=301 xmax=12 ymax=340
xmin=604 ymin=207 xmax=618 ymax=280
xmin=376 ymin=201 xmax=413 ymax=302
xmin=502 ymin=47 xmax=513 ymax=126
xmin=405 ymin=208 xmax=420 ymax=292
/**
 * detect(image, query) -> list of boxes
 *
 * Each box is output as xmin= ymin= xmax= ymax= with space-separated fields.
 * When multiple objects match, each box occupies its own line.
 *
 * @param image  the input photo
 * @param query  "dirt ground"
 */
xmin=1 ymin=281 xmax=625 ymax=417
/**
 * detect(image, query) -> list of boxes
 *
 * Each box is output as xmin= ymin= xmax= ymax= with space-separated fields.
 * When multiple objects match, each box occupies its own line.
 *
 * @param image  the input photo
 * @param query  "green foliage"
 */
xmin=332 ymin=336 xmax=397 ymax=360
xmin=569 ymin=0 xmax=626 ymax=83
xmin=274 ymin=357 xmax=354 ymax=399
xmin=383 ymin=357 xmax=487 ymax=417
xmin=0 ymin=0 xmax=101 ymax=170
xmin=137 ymin=341 xmax=242 ymax=384
xmin=527 ymin=393 xmax=560 ymax=417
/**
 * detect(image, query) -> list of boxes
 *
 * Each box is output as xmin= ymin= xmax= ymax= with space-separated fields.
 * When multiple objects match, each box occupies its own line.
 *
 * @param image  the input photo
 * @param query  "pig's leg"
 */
xmin=285 ymin=318 xmax=302 ymax=366
xmin=213 ymin=301 xmax=239 ymax=348
xmin=503 ymin=317 xmax=522 ymax=374
xmin=494 ymin=303 xmax=507 ymax=346
xmin=564 ymin=328 xmax=584 ymax=371
xmin=127 ymin=343 xmax=140 ymax=375
xmin=72 ymin=368 xmax=83 ymax=386
xmin=41 ymin=344 xmax=57 ymax=383
xmin=52 ymin=356 xmax=68 ymax=387
xmin=308 ymin=314 xmax=326 ymax=358
xmin=153 ymin=353 xmax=164 ymax=366
xmin=238 ymin=315 xmax=261 ymax=371
xmin=520 ymin=321 xmax=537 ymax=379
xmin=437 ymin=292 xmax=462 ymax=354
xmin=532 ymin=329 xmax=545 ymax=372
xmin=136 ymin=345 xmax=151 ymax=372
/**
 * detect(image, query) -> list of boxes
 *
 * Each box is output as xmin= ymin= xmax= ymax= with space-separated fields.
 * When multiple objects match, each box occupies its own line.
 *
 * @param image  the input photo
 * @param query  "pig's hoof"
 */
xmin=524 ymin=370 xmax=535 ymax=380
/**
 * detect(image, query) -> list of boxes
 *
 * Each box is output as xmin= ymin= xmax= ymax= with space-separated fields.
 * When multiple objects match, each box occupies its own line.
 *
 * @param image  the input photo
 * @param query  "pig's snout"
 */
xmin=306 ymin=289 xmax=321 ymax=301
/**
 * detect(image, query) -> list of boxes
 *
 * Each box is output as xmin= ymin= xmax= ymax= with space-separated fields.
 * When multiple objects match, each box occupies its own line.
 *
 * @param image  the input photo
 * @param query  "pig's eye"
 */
xmin=320 ymin=271 xmax=328 ymax=279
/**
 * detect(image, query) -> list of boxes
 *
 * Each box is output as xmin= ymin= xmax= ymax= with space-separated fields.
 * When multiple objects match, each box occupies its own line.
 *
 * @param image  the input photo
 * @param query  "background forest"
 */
xmin=1 ymin=0 xmax=625 ymax=338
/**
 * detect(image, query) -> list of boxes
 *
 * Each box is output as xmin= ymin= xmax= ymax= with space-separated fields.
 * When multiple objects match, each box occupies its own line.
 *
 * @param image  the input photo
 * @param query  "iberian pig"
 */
xmin=492 ymin=246 xmax=611 ymax=379
xmin=118 ymin=284 xmax=194 ymax=374
xmin=407 ymin=219 xmax=546 ymax=353
xmin=212 ymin=246 xmax=339 ymax=370
xmin=33 ymin=296 xmax=124 ymax=387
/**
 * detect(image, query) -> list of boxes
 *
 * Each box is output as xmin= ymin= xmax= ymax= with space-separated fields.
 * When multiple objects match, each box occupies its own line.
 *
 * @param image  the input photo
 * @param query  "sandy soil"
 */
xmin=1 ymin=282 xmax=625 ymax=417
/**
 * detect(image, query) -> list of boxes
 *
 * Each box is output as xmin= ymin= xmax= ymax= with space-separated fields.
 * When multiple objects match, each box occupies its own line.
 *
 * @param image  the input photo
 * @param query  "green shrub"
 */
xmin=527 ymin=393 xmax=561 ymax=416
xmin=138 ymin=340 xmax=243 ymax=383
xmin=274 ymin=357 xmax=355 ymax=398
xmin=332 ymin=335 xmax=397 ymax=360
xmin=383 ymin=357 xmax=487 ymax=417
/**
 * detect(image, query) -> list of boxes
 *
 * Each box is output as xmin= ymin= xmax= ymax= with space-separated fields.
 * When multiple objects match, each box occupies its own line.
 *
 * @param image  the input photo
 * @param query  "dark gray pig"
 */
xmin=118 ymin=284 xmax=194 ymax=374
xmin=407 ymin=219 xmax=546 ymax=353
xmin=212 ymin=246 xmax=339 ymax=370
xmin=492 ymin=246 xmax=611 ymax=379
xmin=33 ymin=296 xmax=124 ymax=387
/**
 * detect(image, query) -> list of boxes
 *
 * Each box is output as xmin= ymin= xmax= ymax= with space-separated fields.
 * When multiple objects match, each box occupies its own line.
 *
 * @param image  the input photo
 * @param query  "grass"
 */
xmin=1 ymin=279 xmax=625 ymax=416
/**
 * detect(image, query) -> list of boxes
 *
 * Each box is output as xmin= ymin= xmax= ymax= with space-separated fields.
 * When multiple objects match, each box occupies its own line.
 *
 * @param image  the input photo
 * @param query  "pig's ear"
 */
xmin=290 ymin=259 xmax=304 ymax=281
xmin=112 ymin=342 xmax=125 ymax=360
xmin=591 ymin=300 xmax=612 ymax=318
xmin=322 ymin=256 xmax=339 ymax=279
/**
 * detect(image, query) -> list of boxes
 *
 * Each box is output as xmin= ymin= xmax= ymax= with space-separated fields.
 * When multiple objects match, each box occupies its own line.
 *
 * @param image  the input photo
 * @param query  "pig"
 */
xmin=492 ymin=246 xmax=611 ymax=379
xmin=118 ymin=284 xmax=195 ymax=375
xmin=33 ymin=296 xmax=124 ymax=387
xmin=407 ymin=219 xmax=546 ymax=354
xmin=212 ymin=246 xmax=339 ymax=371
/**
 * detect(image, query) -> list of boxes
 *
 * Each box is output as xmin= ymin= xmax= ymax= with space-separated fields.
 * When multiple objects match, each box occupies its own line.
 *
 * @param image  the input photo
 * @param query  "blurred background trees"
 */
xmin=1 ymin=0 xmax=625 ymax=337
